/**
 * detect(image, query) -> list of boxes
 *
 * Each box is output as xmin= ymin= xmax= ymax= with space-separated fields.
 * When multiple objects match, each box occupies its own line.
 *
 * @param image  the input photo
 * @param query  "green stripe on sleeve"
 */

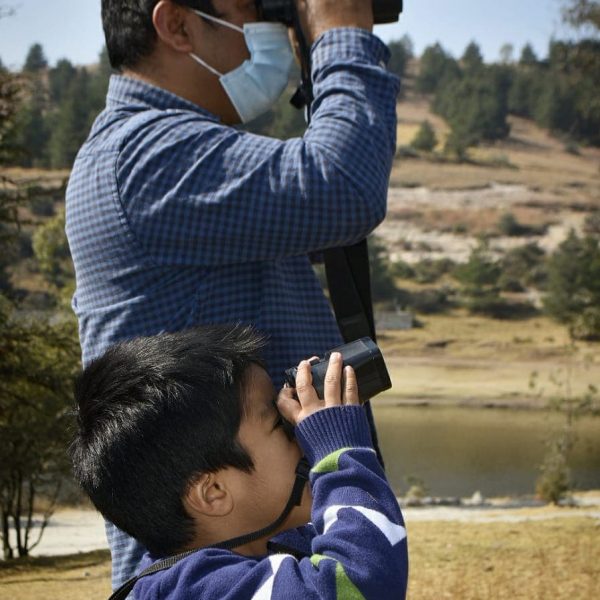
xmin=311 ymin=448 xmax=353 ymax=474
xmin=309 ymin=554 xmax=366 ymax=599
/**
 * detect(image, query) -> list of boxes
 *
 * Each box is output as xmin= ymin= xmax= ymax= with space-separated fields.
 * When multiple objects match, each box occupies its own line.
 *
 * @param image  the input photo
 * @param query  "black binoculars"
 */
xmin=284 ymin=337 xmax=392 ymax=404
xmin=256 ymin=0 xmax=404 ymax=27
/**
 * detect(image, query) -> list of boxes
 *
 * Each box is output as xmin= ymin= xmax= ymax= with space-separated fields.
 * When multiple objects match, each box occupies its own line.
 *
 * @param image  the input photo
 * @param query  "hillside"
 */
xmin=381 ymin=66 xmax=600 ymax=265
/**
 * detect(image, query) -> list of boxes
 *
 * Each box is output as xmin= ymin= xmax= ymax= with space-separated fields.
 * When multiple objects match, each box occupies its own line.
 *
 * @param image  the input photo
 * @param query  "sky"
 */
xmin=0 ymin=0 xmax=576 ymax=70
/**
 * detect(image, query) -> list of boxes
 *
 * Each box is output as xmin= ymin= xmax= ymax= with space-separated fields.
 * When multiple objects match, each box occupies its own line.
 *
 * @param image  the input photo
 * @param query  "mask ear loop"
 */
xmin=189 ymin=10 xmax=246 ymax=77
xmin=192 ymin=9 xmax=244 ymax=34
xmin=189 ymin=52 xmax=224 ymax=78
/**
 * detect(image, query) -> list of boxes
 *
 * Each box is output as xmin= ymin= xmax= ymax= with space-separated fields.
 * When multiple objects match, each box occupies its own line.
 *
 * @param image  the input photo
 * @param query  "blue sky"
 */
xmin=0 ymin=0 xmax=574 ymax=69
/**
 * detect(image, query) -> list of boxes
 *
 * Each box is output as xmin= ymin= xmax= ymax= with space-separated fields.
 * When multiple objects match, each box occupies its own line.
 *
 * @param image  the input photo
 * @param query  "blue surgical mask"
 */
xmin=189 ymin=11 xmax=294 ymax=123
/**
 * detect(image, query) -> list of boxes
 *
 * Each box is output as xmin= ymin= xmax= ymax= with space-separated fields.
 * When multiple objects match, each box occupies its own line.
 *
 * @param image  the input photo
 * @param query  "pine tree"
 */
xmin=14 ymin=78 xmax=49 ymax=167
xmin=544 ymin=231 xmax=600 ymax=339
xmin=416 ymin=43 xmax=460 ymax=93
xmin=520 ymin=43 xmax=539 ymax=66
xmin=411 ymin=120 xmax=437 ymax=152
xmin=49 ymin=59 xmax=76 ymax=105
xmin=387 ymin=40 xmax=409 ymax=78
xmin=23 ymin=43 xmax=48 ymax=73
xmin=47 ymin=69 xmax=92 ymax=168
xmin=462 ymin=41 xmax=484 ymax=74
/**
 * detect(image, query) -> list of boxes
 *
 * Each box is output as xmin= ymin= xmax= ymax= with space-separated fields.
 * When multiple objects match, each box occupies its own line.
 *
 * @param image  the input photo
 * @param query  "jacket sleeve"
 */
xmin=117 ymin=29 xmax=400 ymax=267
xmin=167 ymin=406 xmax=408 ymax=600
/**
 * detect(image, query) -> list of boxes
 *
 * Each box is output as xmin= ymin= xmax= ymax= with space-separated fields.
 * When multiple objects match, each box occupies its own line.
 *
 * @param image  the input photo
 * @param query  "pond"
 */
xmin=372 ymin=404 xmax=600 ymax=497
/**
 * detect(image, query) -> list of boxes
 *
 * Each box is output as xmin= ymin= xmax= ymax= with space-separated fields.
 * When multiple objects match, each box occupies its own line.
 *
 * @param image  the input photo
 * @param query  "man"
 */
xmin=65 ymin=0 xmax=400 ymax=590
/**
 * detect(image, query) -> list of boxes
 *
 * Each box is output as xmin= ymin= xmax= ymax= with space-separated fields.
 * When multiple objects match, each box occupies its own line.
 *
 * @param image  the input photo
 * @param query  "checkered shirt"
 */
xmin=65 ymin=28 xmax=399 ymax=591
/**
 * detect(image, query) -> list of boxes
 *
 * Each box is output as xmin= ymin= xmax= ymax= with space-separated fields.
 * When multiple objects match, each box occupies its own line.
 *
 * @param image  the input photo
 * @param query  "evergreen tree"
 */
xmin=434 ymin=70 xmax=510 ymax=145
xmin=508 ymin=70 xmax=543 ymax=117
xmin=416 ymin=43 xmax=460 ymax=93
xmin=544 ymin=231 xmax=600 ymax=340
xmin=14 ymin=78 xmax=49 ymax=167
xmin=369 ymin=235 xmax=399 ymax=306
xmin=461 ymin=41 xmax=484 ymax=74
xmin=520 ymin=43 xmax=539 ymax=66
xmin=88 ymin=47 xmax=112 ymax=123
xmin=49 ymin=59 xmax=76 ymax=105
xmin=454 ymin=241 xmax=506 ymax=317
xmin=47 ymin=69 xmax=92 ymax=168
xmin=23 ymin=43 xmax=48 ymax=73
xmin=387 ymin=39 xmax=409 ymax=78
xmin=411 ymin=120 xmax=437 ymax=152
xmin=399 ymin=34 xmax=414 ymax=58
xmin=534 ymin=75 xmax=577 ymax=132
xmin=563 ymin=0 xmax=600 ymax=30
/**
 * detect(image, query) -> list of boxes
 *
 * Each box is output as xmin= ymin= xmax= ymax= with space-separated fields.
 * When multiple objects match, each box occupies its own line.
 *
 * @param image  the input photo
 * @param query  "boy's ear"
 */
xmin=184 ymin=472 xmax=234 ymax=518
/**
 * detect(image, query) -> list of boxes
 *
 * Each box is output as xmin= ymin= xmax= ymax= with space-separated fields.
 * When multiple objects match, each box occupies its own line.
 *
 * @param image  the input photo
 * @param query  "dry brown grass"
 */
xmin=377 ymin=313 xmax=600 ymax=407
xmin=0 ymin=550 xmax=111 ymax=600
xmin=1 ymin=517 xmax=598 ymax=600
xmin=393 ymin=89 xmax=600 ymax=201
xmin=407 ymin=517 xmax=600 ymax=600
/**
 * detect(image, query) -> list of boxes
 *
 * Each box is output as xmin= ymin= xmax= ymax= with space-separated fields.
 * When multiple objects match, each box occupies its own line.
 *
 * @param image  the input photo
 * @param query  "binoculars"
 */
xmin=284 ymin=337 xmax=392 ymax=404
xmin=256 ymin=0 xmax=404 ymax=26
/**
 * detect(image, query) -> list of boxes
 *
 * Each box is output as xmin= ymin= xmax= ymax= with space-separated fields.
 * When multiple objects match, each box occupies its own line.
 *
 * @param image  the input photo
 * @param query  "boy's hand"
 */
xmin=277 ymin=352 xmax=359 ymax=426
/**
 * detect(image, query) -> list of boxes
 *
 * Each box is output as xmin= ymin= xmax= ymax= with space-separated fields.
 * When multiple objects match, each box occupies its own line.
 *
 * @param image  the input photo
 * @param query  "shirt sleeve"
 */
xmin=152 ymin=406 xmax=408 ymax=600
xmin=117 ymin=29 xmax=400 ymax=267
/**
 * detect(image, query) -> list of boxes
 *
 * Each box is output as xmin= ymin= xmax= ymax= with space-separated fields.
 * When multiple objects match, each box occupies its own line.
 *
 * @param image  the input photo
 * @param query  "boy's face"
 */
xmin=232 ymin=364 xmax=312 ymax=537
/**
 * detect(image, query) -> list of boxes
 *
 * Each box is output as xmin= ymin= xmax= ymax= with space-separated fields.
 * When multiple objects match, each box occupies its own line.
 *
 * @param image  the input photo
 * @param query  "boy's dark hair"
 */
xmin=70 ymin=325 xmax=266 ymax=556
xmin=101 ymin=0 xmax=216 ymax=71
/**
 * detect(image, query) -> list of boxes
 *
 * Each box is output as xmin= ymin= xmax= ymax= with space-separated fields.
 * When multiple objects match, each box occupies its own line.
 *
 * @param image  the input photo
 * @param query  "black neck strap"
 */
xmin=107 ymin=459 xmax=310 ymax=600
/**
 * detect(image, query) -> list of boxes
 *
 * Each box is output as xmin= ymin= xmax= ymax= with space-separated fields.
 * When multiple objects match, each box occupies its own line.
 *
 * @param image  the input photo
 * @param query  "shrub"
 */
xmin=499 ymin=243 xmax=547 ymax=291
xmin=411 ymin=120 xmax=438 ymax=153
xmin=408 ymin=287 xmax=454 ymax=314
xmin=536 ymin=429 xmax=572 ymax=504
xmin=543 ymin=231 xmax=600 ymax=339
xmin=412 ymin=258 xmax=456 ymax=284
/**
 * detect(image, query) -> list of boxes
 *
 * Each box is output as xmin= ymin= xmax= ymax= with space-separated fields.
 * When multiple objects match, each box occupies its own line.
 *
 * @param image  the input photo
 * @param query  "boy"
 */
xmin=70 ymin=325 xmax=408 ymax=599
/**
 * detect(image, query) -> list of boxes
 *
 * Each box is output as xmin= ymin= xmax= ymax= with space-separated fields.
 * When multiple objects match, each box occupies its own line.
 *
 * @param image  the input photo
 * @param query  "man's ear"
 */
xmin=184 ymin=472 xmax=234 ymax=518
xmin=152 ymin=0 xmax=195 ymax=54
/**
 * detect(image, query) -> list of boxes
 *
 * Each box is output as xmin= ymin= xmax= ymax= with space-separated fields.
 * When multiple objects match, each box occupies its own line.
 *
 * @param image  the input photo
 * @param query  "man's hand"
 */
xmin=277 ymin=352 xmax=360 ymax=426
xmin=295 ymin=0 xmax=374 ymax=45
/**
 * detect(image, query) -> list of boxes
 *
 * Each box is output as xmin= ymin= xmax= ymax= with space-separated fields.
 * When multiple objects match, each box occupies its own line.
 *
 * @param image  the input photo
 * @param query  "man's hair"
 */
xmin=70 ymin=325 xmax=266 ymax=556
xmin=101 ymin=0 xmax=216 ymax=71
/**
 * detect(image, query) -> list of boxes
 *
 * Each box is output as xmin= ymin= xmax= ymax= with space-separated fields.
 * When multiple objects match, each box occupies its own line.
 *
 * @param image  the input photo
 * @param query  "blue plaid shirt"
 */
xmin=66 ymin=28 xmax=399 ymax=591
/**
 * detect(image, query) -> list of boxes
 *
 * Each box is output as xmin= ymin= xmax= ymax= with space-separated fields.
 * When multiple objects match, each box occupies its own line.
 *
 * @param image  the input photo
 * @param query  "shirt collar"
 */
xmin=106 ymin=74 xmax=220 ymax=122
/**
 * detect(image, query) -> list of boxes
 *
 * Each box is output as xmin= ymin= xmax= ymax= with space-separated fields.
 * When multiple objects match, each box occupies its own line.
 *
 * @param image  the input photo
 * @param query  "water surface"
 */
xmin=373 ymin=404 xmax=600 ymax=497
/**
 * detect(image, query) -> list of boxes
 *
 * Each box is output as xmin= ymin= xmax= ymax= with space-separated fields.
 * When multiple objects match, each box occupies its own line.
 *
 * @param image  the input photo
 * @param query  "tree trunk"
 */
xmin=14 ymin=470 xmax=25 ymax=557
xmin=1 ymin=508 xmax=13 ymax=560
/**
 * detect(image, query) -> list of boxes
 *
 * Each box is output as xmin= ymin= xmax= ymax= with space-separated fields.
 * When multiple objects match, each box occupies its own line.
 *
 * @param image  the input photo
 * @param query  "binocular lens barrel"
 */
xmin=257 ymin=0 xmax=403 ymax=26
xmin=284 ymin=337 xmax=392 ymax=403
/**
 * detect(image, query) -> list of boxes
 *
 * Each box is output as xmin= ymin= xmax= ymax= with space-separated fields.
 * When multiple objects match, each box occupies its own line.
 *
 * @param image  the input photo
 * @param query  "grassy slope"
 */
xmin=377 ymin=72 xmax=600 ymax=408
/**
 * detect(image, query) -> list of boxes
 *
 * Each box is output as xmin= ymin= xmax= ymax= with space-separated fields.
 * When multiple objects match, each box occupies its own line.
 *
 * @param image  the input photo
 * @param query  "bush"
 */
xmin=499 ymin=243 xmax=547 ymax=291
xmin=536 ymin=429 xmax=572 ymax=504
xmin=29 ymin=194 xmax=55 ymax=217
xmin=543 ymin=231 xmax=600 ymax=338
xmin=411 ymin=120 xmax=437 ymax=152
xmin=408 ymin=287 xmax=454 ymax=314
xmin=497 ymin=212 xmax=548 ymax=237
xmin=393 ymin=259 xmax=415 ymax=279
xmin=583 ymin=211 xmax=600 ymax=238
xmin=569 ymin=306 xmax=600 ymax=341
xmin=412 ymin=258 xmax=456 ymax=284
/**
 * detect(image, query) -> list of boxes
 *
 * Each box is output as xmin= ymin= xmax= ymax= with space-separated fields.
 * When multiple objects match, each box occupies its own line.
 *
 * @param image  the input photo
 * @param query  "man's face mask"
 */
xmin=189 ymin=10 xmax=294 ymax=123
